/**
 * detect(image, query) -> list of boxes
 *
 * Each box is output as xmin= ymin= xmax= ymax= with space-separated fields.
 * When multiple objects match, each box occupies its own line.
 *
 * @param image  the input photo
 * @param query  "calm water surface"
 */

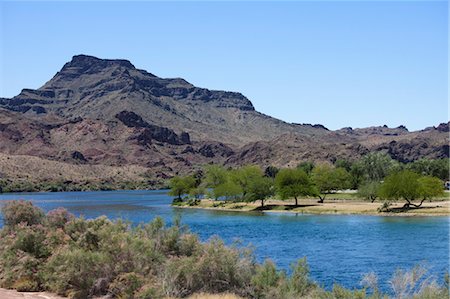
xmin=0 ymin=190 xmax=448 ymax=291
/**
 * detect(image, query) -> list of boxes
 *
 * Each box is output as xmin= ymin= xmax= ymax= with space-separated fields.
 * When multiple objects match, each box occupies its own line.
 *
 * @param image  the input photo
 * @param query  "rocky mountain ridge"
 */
xmin=0 ymin=55 xmax=448 ymax=186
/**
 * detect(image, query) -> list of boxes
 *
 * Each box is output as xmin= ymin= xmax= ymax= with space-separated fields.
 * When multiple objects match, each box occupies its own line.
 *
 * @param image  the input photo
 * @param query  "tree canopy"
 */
xmin=275 ymin=168 xmax=316 ymax=206
xmin=311 ymin=165 xmax=351 ymax=203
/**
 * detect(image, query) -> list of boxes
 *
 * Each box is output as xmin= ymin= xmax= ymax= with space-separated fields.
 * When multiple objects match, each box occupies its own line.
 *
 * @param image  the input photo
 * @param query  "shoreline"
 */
xmin=173 ymin=198 xmax=450 ymax=217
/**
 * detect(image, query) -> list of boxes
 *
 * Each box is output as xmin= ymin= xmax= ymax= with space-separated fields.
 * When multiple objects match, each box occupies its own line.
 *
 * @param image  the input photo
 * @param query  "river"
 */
xmin=0 ymin=190 xmax=448 ymax=292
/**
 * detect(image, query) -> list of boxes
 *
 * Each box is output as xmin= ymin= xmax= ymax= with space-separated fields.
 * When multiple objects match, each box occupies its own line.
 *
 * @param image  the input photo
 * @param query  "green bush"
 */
xmin=1 ymin=200 xmax=45 ymax=227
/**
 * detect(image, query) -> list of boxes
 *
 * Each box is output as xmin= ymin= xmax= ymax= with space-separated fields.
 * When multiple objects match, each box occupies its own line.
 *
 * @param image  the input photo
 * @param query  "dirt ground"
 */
xmin=176 ymin=198 xmax=450 ymax=216
xmin=0 ymin=289 xmax=65 ymax=299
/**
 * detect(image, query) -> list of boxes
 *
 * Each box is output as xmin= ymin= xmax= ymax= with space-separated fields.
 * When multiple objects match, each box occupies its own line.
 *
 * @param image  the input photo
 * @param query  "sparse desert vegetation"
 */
xmin=0 ymin=200 xmax=448 ymax=299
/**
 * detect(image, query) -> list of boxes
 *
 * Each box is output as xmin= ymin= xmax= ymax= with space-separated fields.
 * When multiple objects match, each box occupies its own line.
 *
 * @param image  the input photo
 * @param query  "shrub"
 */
xmin=46 ymin=208 xmax=74 ymax=229
xmin=1 ymin=200 xmax=44 ymax=227
xmin=42 ymin=248 xmax=108 ymax=298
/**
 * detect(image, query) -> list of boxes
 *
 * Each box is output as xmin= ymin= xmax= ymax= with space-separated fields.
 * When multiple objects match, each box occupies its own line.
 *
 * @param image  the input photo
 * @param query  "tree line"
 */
xmin=169 ymin=153 xmax=448 ymax=210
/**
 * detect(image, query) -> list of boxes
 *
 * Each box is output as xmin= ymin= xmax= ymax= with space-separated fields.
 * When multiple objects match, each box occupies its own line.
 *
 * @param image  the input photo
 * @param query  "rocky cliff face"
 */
xmin=0 ymin=55 xmax=448 ymax=184
xmin=2 ymin=55 xmax=323 ymax=145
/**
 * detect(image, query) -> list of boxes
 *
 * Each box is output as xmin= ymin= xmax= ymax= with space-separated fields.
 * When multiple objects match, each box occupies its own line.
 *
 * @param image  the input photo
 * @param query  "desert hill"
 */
xmin=0 ymin=55 xmax=447 ymax=188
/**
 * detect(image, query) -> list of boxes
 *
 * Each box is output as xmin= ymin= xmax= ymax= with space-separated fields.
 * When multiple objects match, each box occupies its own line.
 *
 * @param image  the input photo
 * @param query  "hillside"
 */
xmin=0 ymin=54 xmax=448 ymax=187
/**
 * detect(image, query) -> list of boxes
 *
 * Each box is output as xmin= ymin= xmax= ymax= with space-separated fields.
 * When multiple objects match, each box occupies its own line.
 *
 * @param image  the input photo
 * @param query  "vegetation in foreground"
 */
xmin=169 ymin=154 xmax=448 ymax=213
xmin=0 ymin=201 xmax=448 ymax=299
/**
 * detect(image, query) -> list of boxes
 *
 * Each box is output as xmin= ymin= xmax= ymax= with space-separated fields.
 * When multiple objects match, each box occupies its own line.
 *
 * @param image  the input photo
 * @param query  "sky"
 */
xmin=0 ymin=1 xmax=447 ymax=131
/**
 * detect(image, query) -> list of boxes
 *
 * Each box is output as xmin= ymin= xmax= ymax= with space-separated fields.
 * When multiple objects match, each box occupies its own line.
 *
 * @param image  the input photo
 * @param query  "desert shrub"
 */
xmin=251 ymin=260 xmax=285 ymax=298
xmin=162 ymin=237 xmax=254 ymax=297
xmin=1 ymin=200 xmax=44 ymax=227
xmin=108 ymin=272 xmax=144 ymax=299
xmin=46 ymin=208 xmax=74 ymax=229
xmin=286 ymin=258 xmax=316 ymax=296
xmin=42 ymin=247 xmax=108 ymax=298
xmin=0 ymin=249 xmax=42 ymax=290
xmin=0 ymin=201 xmax=449 ymax=299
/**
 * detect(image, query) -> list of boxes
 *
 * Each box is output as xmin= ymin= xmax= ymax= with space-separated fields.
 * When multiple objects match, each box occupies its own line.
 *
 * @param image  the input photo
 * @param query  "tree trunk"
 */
xmin=318 ymin=195 xmax=325 ymax=203
xmin=371 ymin=196 xmax=376 ymax=203
xmin=410 ymin=198 xmax=426 ymax=208
xmin=294 ymin=196 xmax=298 ymax=206
xmin=261 ymin=199 xmax=264 ymax=207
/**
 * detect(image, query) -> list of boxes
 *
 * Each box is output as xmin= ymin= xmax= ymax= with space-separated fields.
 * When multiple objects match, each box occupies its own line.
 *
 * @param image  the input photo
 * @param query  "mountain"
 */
xmin=0 ymin=55 xmax=448 ymax=188
xmin=0 ymin=54 xmax=325 ymax=145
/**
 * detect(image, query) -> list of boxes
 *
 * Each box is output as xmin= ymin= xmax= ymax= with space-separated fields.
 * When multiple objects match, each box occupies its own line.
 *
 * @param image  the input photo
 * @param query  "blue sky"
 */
xmin=0 ymin=1 xmax=447 ymax=130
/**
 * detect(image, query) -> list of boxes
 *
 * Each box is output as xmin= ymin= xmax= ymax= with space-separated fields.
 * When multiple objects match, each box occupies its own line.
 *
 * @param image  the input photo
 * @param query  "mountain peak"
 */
xmin=68 ymin=54 xmax=135 ymax=69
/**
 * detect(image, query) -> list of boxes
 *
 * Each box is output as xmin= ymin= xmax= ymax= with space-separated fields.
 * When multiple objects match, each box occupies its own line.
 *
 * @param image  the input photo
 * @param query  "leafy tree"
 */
xmin=349 ymin=162 xmax=365 ymax=189
xmin=213 ymin=180 xmax=242 ymax=201
xmin=168 ymin=176 xmax=196 ymax=200
xmin=275 ymin=169 xmax=316 ymax=206
xmin=231 ymin=165 xmax=264 ymax=198
xmin=418 ymin=176 xmax=445 ymax=202
xmin=334 ymin=159 xmax=352 ymax=172
xmin=357 ymin=181 xmax=381 ymax=203
xmin=297 ymin=161 xmax=315 ymax=175
xmin=359 ymin=152 xmax=399 ymax=182
xmin=407 ymin=159 xmax=450 ymax=181
xmin=312 ymin=165 xmax=351 ymax=203
xmin=379 ymin=170 xmax=444 ymax=208
xmin=246 ymin=176 xmax=274 ymax=207
xmin=203 ymin=165 xmax=228 ymax=188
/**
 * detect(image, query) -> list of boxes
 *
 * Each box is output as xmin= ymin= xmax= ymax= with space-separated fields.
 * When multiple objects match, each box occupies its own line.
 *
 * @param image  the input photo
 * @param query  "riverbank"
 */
xmin=173 ymin=198 xmax=450 ymax=216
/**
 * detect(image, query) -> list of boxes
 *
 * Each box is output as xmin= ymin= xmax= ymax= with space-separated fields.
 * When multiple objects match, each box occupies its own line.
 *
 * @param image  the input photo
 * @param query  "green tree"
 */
xmin=359 ymin=152 xmax=399 ymax=182
xmin=312 ymin=165 xmax=351 ymax=203
xmin=407 ymin=159 xmax=450 ymax=181
xmin=334 ymin=159 xmax=352 ymax=172
xmin=297 ymin=161 xmax=315 ymax=175
xmin=379 ymin=170 xmax=444 ymax=208
xmin=275 ymin=169 xmax=316 ymax=206
xmin=357 ymin=181 xmax=381 ymax=203
xmin=213 ymin=180 xmax=242 ymax=201
xmin=203 ymin=165 xmax=228 ymax=188
xmin=168 ymin=176 xmax=196 ymax=200
xmin=231 ymin=165 xmax=264 ymax=198
xmin=246 ymin=176 xmax=274 ymax=207
xmin=418 ymin=176 xmax=445 ymax=203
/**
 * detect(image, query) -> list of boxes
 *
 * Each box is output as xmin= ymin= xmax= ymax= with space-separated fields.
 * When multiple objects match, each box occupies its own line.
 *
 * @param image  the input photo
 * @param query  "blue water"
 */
xmin=0 ymin=190 xmax=448 ymax=292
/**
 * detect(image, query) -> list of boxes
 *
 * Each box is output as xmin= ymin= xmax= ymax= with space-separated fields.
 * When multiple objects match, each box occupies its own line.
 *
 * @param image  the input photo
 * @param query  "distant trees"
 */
xmin=275 ymin=169 xmax=316 ymax=206
xmin=311 ymin=165 xmax=351 ymax=203
xmin=246 ymin=176 xmax=274 ymax=207
xmin=379 ymin=170 xmax=445 ymax=208
xmin=167 ymin=154 xmax=446 ymax=212
xmin=357 ymin=181 xmax=381 ymax=203
xmin=168 ymin=175 xmax=196 ymax=200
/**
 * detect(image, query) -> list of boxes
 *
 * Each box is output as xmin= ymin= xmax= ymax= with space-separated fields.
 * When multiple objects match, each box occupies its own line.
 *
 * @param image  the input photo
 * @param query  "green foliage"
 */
xmin=358 ymin=152 xmax=400 ymax=182
xmin=407 ymin=158 xmax=450 ymax=181
xmin=275 ymin=168 xmax=317 ymax=205
xmin=297 ymin=161 xmax=315 ymax=175
xmin=204 ymin=165 xmax=228 ymax=188
xmin=213 ymin=180 xmax=242 ymax=200
xmin=231 ymin=165 xmax=264 ymax=197
xmin=246 ymin=176 xmax=274 ymax=206
xmin=418 ymin=176 xmax=445 ymax=200
xmin=168 ymin=175 xmax=196 ymax=200
xmin=334 ymin=159 xmax=353 ymax=172
xmin=312 ymin=165 xmax=351 ymax=202
xmin=379 ymin=170 xmax=444 ymax=208
xmin=0 ymin=201 xmax=448 ymax=299
xmin=358 ymin=181 xmax=381 ymax=202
